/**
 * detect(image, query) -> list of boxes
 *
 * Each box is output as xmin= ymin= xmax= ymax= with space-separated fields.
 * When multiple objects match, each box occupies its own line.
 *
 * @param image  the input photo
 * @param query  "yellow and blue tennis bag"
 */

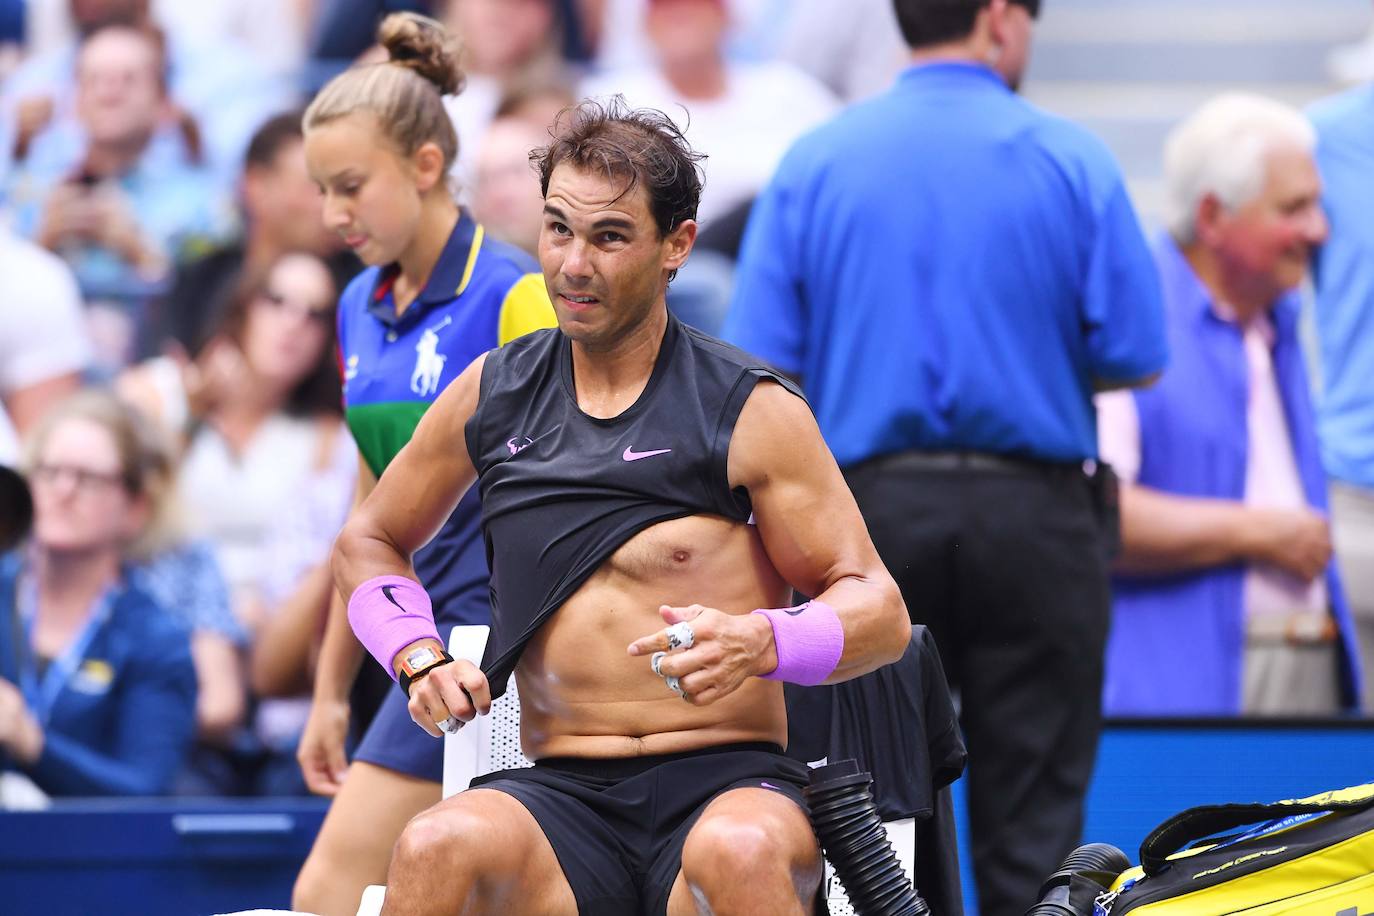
xmin=1099 ymin=782 xmax=1374 ymax=914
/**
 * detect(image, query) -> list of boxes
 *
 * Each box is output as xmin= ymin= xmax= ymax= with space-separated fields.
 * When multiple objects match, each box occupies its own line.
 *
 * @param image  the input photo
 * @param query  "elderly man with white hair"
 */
xmin=1095 ymin=93 xmax=1363 ymax=717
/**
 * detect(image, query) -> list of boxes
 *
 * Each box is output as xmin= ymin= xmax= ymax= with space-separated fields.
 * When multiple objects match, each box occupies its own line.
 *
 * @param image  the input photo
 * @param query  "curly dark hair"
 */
xmin=531 ymin=96 xmax=707 ymax=241
xmin=892 ymin=0 xmax=1039 ymax=49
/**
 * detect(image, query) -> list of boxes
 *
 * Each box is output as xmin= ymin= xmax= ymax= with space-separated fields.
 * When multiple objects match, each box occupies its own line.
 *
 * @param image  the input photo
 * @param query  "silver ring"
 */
xmin=651 ymin=651 xmax=667 ymax=676
xmin=665 ymin=621 xmax=695 ymax=651
xmin=440 ymin=716 xmax=462 ymax=734
xmin=664 ymin=675 xmax=685 ymax=697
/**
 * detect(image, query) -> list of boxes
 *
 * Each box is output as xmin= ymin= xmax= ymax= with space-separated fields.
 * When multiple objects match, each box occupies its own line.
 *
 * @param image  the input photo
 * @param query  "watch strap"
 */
xmin=399 ymin=650 xmax=455 ymax=697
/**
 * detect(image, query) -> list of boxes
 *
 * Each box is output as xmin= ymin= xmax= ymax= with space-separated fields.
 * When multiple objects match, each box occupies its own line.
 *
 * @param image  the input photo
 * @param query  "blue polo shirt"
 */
xmin=339 ymin=211 xmax=554 ymax=621
xmin=1310 ymin=86 xmax=1374 ymax=492
xmin=723 ymin=61 xmax=1168 ymax=467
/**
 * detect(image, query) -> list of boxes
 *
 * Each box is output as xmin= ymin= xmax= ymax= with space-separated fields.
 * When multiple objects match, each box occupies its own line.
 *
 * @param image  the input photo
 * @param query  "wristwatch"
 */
xmin=398 ymin=644 xmax=455 ymax=697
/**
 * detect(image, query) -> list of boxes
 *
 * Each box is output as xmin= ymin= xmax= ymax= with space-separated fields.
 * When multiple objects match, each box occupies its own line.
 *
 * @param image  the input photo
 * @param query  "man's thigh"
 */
xmin=473 ymin=777 xmax=640 ymax=914
xmin=663 ymin=786 xmax=821 ymax=916
xmin=403 ymin=788 xmax=580 ymax=916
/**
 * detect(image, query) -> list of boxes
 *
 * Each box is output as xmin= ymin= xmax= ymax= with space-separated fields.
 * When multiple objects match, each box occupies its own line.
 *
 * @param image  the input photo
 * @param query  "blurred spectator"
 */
xmin=723 ymin=1 xmax=1166 ymax=913
xmin=128 ymin=539 xmax=245 ymax=745
xmin=440 ymin=0 xmax=570 ymax=189
xmin=1309 ymin=84 xmax=1374 ymax=714
xmin=0 ymin=389 xmax=196 ymax=796
xmin=4 ymin=0 xmax=295 ymax=186
xmin=586 ymin=0 xmax=789 ymax=73
xmin=777 ymin=0 xmax=906 ymax=102
xmin=582 ymin=0 xmax=837 ymax=228
xmin=121 ymin=251 xmax=348 ymax=794
xmin=471 ymin=91 xmax=574 ymax=255
xmin=1098 ymin=95 xmax=1362 ymax=718
xmin=152 ymin=0 xmax=309 ymax=83
xmin=26 ymin=0 xmax=309 ymax=79
xmin=0 ymin=223 xmax=92 ymax=435
xmin=140 ymin=111 xmax=359 ymax=360
xmin=247 ymin=421 xmax=357 ymax=796
xmin=119 ymin=252 xmax=349 ymax=638
xmin=4 ymin=23 xmax=231 ymax=370
xmin=305 ymin=0 xmax=435 ymax=89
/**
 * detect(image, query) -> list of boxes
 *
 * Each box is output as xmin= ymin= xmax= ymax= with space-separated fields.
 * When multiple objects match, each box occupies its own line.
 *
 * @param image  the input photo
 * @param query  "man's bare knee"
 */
xmin=386 ymin=791 xmax=574 ymax=916
xmin=392 ymin=803 xmax=507 ymax=877
xmin=685 ymin=815 xmax=781 ymax=875
xmin=682 ymin=808 xmax=820 ymax=893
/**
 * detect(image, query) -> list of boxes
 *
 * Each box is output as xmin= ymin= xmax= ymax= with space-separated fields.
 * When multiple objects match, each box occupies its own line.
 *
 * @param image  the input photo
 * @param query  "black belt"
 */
xmin=857 ymin=450 xmax=1087 ymax=478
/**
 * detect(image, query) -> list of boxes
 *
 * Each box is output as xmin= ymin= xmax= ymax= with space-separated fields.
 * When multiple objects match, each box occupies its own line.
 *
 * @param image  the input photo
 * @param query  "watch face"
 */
xmin=404 ymin=646 xmax=440 ymax=672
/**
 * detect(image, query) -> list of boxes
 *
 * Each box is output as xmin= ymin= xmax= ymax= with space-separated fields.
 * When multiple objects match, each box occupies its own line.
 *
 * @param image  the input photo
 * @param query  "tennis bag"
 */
xmin=1098 ymin=782 xmax=1374 ymax=915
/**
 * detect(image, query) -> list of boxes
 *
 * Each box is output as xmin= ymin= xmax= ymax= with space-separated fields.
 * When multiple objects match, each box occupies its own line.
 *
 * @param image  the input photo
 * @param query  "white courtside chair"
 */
xmin=358 ymin=625 xmax=916 ymax=916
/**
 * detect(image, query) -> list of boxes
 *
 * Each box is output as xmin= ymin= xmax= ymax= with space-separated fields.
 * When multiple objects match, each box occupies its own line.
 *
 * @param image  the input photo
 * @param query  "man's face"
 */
xmin=75 ymin=28 xmax=163 ymax=146
xmin=539 ymin=163 xmax=693 ymax=349
xmin=1209 ymin=144 xmax=1328 ymax=303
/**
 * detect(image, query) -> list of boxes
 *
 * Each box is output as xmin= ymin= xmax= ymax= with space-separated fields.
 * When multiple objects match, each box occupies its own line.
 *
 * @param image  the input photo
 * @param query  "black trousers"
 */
xmin=844 ymin=455 xmax=1112 ymax=916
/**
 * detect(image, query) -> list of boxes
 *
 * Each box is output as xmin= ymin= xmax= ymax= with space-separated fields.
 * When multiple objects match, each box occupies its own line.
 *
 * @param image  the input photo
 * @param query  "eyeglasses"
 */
xmin=258 ymin=290 xmax=335 ymax=326
xmin=30 ymin=463 xmax=129 ymax=493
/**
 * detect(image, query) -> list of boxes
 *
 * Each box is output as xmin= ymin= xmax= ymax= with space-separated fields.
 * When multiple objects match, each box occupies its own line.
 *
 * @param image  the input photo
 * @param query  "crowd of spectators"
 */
xmin=1 ymin=0 xmax=1374 ymax=912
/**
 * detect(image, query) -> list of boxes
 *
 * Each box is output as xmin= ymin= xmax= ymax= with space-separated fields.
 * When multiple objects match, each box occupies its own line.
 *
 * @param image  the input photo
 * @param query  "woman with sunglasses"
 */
xmin=0 ymin=390 xmax=196 ymax=796
xmin=117 ymin=250 xmax=351 ymax=791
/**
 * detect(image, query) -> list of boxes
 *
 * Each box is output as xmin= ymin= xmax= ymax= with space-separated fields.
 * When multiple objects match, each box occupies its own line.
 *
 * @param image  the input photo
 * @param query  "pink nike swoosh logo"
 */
xmin=623 ymin=446 xmax=672 ymax=461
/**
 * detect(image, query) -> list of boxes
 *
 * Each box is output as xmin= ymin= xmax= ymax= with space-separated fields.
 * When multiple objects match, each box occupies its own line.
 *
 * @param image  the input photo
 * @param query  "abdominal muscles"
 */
xmin=517 ymin=514 xmax=793 ymax=759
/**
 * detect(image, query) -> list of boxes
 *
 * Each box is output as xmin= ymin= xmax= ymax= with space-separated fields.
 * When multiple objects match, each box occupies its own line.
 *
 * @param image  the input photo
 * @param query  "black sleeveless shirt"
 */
xmin=464 ymin=315 xmax=804 ymax=696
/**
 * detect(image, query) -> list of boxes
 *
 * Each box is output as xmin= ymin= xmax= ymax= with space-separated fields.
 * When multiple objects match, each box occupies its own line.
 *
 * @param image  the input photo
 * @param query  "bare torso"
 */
xmin=515 ymin=513 xmax=792 ymax=759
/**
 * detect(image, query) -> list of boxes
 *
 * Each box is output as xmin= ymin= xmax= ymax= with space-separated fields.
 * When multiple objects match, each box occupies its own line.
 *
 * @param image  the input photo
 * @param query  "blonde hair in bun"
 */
xmin=304 ymin=12 xmax=464 ymax=171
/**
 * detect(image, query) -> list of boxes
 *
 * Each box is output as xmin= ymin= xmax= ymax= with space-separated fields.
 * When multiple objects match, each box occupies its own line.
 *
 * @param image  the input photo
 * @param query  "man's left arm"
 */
xmin=630 ymin=382 xmax=909 ymax=702
xmin=1082 ymin=178 xmax=1169 ymax=390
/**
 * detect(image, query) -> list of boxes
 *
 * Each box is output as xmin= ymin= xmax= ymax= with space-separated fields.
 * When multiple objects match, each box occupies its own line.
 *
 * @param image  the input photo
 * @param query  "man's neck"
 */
xmin=35 ymin=548 xmax=120 ymax=621
xmin=569 ymin=306 xmax=669 ymax=418
xmin=662 ymin=54 xmax=727 ymax=101
xmin=909 ymin=35 xmax=993 ymax=70
xmin=395 ymin=199 xmax=461 ymax=312
xmin=1181 ymin=241 xmax=1275 ymax=326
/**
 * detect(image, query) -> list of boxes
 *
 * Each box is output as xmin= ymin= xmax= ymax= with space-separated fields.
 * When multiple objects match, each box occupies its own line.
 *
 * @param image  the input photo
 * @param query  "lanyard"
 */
xmin=15 ymin=572 xmax=115 ymax=727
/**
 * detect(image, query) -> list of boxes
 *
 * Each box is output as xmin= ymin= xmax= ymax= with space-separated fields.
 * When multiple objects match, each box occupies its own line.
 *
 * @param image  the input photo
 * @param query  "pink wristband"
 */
xmin=752 ymin=600 xmax=844 ymax=686
xmin=347 ymin=575 xmax=441 ymax=681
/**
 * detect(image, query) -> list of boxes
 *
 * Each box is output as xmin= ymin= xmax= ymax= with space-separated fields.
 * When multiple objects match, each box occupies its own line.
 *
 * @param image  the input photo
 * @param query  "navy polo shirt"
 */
xmin=338 ymin=211 xmax=554 ymax=621
xmin=723 ymin=62 xmax=1168 ymax=466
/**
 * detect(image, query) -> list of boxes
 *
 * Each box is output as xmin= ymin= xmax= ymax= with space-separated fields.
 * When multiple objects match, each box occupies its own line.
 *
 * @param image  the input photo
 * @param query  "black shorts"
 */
xmin=471 ymin=742 xmax=814 ymax=915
